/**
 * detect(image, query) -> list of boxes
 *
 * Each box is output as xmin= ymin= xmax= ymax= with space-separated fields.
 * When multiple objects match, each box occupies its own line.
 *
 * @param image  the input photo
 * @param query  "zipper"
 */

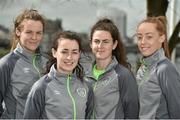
xmin=92 ymin=79 xmax=99 ymax=119
xmin=67 ymin=75 xmax=77 ymax=120
xmin=93 ymin=81 xmax=98 ymax=91
xmin=32 ymin=54 xmax=41 ymax=78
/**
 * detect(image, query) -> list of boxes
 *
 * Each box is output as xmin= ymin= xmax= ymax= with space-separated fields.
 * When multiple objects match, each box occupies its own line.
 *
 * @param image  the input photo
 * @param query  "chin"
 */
xmin=96 ymin=57 xmax=105 ymax=61
xmin=143 ymin=53 xmax=153 ymax=57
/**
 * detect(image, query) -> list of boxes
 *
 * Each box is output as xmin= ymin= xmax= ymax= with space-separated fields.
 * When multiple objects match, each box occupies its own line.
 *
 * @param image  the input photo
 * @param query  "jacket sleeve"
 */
xmin=85 ymin=82 xmax=94 ymax=119
xmin=156 ymin=61 xmax=180 ymax=118
xmin=0 ymin=65 xmax=5 ymax=116
xmin=0 ymin=92 xmax=3 ymax=117
xmin=23 ymin=78 xmax=46 ymax=119
xmin=0 ymin=59 xmax=12 ymax=117
xmin=119 ymin=68 xmax=139 ymax=119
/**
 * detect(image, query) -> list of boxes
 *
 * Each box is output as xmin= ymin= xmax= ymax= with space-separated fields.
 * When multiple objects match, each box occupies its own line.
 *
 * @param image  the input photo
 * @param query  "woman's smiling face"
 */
xmin=136 ymin=22 xmax=165 ymax=57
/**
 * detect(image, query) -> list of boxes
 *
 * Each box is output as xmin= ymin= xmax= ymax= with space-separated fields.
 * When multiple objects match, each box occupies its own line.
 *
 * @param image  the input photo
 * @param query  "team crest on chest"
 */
xmin=77 ymin=88 xmax=86 ymax=98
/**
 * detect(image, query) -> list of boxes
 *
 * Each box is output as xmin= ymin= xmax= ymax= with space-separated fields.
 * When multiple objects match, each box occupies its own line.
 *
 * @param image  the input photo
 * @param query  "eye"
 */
xmin=61 ymin=50 xmax=68 ymax=54
xmin=136 ymin=36 xmax=142 ymax=41
xmin=26 ymin=31 xmax=32 ymax=34
xmin=37 ymin=32 xmax=43 ymax=35
xmin=146 ymin=35 xmax=153 ymax=40
xmin=103 ymin=40 xmax=109 ymax=43
xmin=93 ymin=40 xmax=100 ymax=44
xmin=72 ymin=51 xmax=79 ymax=54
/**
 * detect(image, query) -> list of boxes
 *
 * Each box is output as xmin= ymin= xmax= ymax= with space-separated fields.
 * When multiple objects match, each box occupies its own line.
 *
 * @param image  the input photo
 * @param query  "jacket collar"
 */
xmin=48 ymin=64 xmax=77 ymax=84
xmin=14 ymin=43 xmax=41 ymax=63
xmin=105 ymin=56 xmax=118 ymax=71
xmin=86 ymin=56 xmax=118 ymax=77
xmin=140 ymin=48 xmax=166 ymax=68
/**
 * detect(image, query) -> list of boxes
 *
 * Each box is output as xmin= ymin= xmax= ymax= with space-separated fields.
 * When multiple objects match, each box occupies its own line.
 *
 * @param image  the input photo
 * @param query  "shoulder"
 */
xmin=40 ymin=52 xmax=49 ymax=61
xmin=114 ymin=64 xmax=133 ymax=77
xmin=0 ymin=52 xmax=19 ymax=70
xmin=31 ymin=75 xmax=52 ymax=94
xmin=156 ymin=58 xmax=178 ymax=74
xmin=155 ymin=58 xmax=180 ymax=84
xmin=114 ymin=64 xmax=136 ymax=86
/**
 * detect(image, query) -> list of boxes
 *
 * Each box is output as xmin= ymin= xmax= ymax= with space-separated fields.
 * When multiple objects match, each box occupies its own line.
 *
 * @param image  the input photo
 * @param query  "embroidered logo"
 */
xmin=23 ymin=67 xmax=30 ymax=73
xmin=54 ymin=90 xmax=61 ymax=95
xmin=77 ymin=88 xmax=86 ymax=98
xmin=95 ymin=72 xmax=117 ymax=90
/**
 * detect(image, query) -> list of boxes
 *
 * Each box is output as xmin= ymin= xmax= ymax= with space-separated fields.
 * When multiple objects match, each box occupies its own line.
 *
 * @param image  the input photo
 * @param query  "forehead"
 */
xmin=57 ymin=38 xmax=79 ymax=49
xmin=20 ymin=19 xmax=43 ymax=30
xmin=93 ymin=30 xmax=112 ymax=39
xmin=137 ymin=22 xmax=158 ymax=34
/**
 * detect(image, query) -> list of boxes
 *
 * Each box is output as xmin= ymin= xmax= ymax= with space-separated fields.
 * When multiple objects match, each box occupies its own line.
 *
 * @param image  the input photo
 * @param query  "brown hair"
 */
xmin=46 ymin=31 xmax=84 ymax=81
xmin=11 ymin=9 xmax=45 ymax=51
xmin=90 ymin=18 xmax=130 ymax=69
xmin=137 ymin=16 xmax=170 ymax=59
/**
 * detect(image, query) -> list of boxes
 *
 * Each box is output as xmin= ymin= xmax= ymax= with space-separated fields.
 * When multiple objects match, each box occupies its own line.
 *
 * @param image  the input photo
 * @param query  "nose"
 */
xmin=32 ymin=33 xmax=37 ymax=40
xmin=98 ymin=41 xmax=103 ymax=48
xmin=141 ymin=37 xmax=146 ymax=44
xmin=67 ymin=53 xmax=72 ymax=59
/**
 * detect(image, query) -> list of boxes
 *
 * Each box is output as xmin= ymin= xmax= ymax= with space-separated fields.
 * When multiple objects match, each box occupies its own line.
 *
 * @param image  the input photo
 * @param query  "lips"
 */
xmin=141 ymin=47 xmax=149 ymax=51
xmin=140 ymin=45 xmax=149 ymax=51
xmin=97 ymin=49 xmax=105 ymax=52
xmin=29 ymin=41 xmax=39 ymax=45
xmin=64 ymin=61 xmax=74 ymax=65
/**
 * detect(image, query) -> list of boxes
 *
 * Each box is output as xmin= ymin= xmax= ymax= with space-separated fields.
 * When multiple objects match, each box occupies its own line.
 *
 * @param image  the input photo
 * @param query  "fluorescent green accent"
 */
xmin=67 ymin=75 xmax=76 ymax=120
xmin=93 ymin=64 xmax=105 ymax=80
xmin=138 ymin=58 xmax=150 ymax=87
xmin=138 ymin=67 xmax=150 ymax=87
xmin=32 ymin=54 xmax=41 ymax=78
xmin=140 ymin=58 xmax=149 ymax=67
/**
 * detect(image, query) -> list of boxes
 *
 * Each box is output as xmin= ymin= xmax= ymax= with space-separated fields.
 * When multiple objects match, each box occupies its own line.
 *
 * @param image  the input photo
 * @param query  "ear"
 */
xmin=15 ymin=28 xmax=21 ymax=37
xmin=51 ymin=48 xmax=57 ymax=58
xmin=159 ymin=35 xmax=165 ymax=43
xmin=113 ymin=40 xmax=118 ymax=50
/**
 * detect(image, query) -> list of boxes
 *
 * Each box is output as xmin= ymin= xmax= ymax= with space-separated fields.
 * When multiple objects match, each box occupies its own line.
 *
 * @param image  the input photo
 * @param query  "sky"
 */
xmin=0 ymin=0 xmax=179 ymax=38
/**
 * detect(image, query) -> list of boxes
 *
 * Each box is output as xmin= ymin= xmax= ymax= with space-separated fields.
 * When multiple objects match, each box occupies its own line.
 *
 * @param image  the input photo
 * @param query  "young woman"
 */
xmin=136 ymin=16 xmax=180 ymax=119
xmin=85 ymin=18 xmax=139 ymax=119
xmin=0 ymin=9 xmax=47 ymax=118
xmin=23 ymin=31 xmax=94 ymax=119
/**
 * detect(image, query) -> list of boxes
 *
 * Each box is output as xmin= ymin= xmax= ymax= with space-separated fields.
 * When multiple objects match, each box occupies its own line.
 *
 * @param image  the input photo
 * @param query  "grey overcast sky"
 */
xmin=0 ymin=0 xmax=179 ymax=37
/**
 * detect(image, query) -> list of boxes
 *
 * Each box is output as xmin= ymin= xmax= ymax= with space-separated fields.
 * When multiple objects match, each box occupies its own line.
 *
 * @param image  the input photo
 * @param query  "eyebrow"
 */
xmin=146 ymin=32 xmax=154 ymax=35
xmin=61 ymin=48 xmax=79 ymax=51
xmin=137 ymin=32 xmax=154 ymax=35
xmin=25 ymin=29 xmax=43 ymax=32
xmin=93 ymin=39 xmax=110 ymax=41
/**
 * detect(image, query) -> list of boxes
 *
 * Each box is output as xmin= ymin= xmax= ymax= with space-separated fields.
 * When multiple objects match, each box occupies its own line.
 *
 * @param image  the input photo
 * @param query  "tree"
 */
xmin=147 ymin=0 xmax=180 ymax=56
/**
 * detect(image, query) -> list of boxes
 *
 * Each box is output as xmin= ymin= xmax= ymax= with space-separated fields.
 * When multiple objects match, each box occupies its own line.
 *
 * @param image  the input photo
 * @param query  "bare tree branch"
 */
xmin=147 ymin=0 xmax=168 ymax=17
xmin=169 ymin=20 xmax=180 ymax=55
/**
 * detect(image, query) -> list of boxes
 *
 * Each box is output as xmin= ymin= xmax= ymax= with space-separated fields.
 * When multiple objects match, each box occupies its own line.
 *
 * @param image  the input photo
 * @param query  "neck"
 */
xmin=56 ymin=66 xmax=72 ymax=75
xmin=22 ymin=46 xmax=36 ymax=54
xmin=96 ymin=57 xmax=112 ymax=70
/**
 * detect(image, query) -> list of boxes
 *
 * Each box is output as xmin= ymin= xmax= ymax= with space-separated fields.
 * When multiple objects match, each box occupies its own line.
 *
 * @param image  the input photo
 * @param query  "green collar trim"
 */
xmin=93 ymin=64 xmax=105 ymax=80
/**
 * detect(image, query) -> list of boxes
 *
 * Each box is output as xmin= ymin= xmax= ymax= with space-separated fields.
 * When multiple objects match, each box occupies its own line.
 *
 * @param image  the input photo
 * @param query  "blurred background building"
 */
xmin=0 ymin=0 xmax=179 ymax=73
